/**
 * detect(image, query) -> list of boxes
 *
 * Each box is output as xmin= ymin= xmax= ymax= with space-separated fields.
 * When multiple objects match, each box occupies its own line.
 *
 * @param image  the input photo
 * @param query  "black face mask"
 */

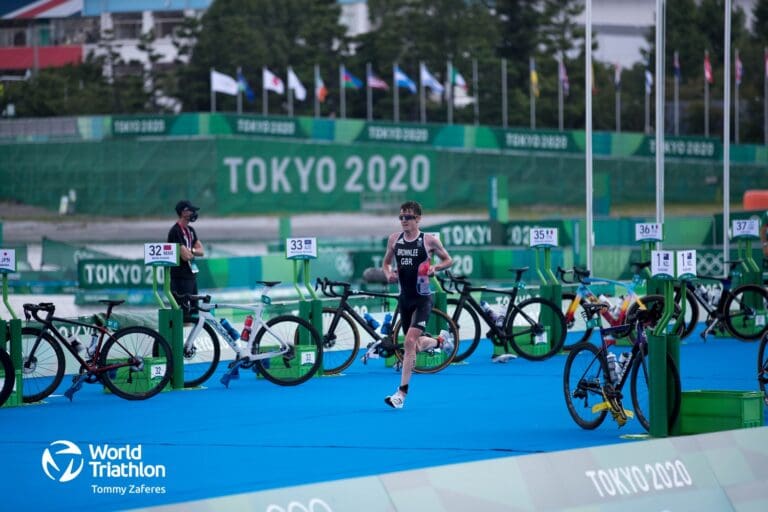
xmin=189 ymin=211 xmax=198 ymax=222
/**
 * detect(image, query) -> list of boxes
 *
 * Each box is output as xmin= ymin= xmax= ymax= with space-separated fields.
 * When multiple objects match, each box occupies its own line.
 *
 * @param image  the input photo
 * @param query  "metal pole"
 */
xmin=723 ymin=0 xmax=732 ymax=275
xmin=262 ymin=67 xmax=267 ymax=116
xmin=616 ymin=89 xmax=621 ymax=133
xmin=314 ymin=64 xmax=319 ymax=118
xmin=210 ymin=67 xmax=215 ymax=113
xmin=585 ymin=0 xmax=593 ymax=271
xmin=447 ymin=59 xmax=453 ymax=125
xmin=655 ymin=0 xmax=666 ymax=233
xmin=237 ymin=66 xmax=242 ymax=114
xmin=366 ymin=62 xmax=372 ymax=121
xmin=734 ymin=49 xmax=739 ymax=144
xmin=558 ymin=56 xmax=564 ymax=131
xmin=705 ymin=50 xmax=710 ymax=137
xmin=473 ymin=58 xmax=479 ymax=125
xmin=287 ymin=66 xmax=294 ymax=117
xmin=764 ymin=47 xmax=767 ymax=145
xmin=340 ymin=64 xmax=346 ymax=119
xmin=501 ymin=58 xmax=508 ymax=128
xmin=393 ymin=62 xmax=399 ymax=123
xmin=674 ymin=51 xmax=679 ymax=136
xmin=420 ymin=61 xmax=426 ymax=124
xmin=529 ymin=57 xmax=536 ymax=129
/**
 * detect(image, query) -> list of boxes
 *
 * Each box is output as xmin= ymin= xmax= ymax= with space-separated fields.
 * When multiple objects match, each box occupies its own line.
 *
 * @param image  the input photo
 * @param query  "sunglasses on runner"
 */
xmin=398 ymin=214 xmax=417 ymax=221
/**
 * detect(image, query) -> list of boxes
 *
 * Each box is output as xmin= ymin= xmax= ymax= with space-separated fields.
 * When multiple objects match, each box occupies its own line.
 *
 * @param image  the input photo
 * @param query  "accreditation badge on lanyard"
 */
xmin=181 ymin=224 xmax=200 ymax=274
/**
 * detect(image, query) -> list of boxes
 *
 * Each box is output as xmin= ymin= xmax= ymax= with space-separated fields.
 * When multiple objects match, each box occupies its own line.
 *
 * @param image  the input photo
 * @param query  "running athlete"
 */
xmin=381 ymin=201 xmax=454 ymax=409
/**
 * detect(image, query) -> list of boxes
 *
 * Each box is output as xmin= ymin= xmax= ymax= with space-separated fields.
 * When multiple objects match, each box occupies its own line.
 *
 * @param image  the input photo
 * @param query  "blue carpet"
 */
xmin=1 ymin=325 xmax=764 ymax=511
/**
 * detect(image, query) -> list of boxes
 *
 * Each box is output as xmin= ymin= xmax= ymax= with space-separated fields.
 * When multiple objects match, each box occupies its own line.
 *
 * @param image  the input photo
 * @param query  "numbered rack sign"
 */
xmin=651 ymin=250 xmax=675 ymax=280
xmin=731 ymin=218 xmax=759 ymax=239
xmin=286 ymin=237 xmax=318 ymax=260
xmin=0 ymin=249 xmax=16 ymax=273
xmin=635 ymin=222 xmax=662 ymax=242
xmin=529 ymin=227 xmax=558 ymax=248
xmin=144 ymin=243 xmax=179 ymax=266
xmin=676 ymin=250 xmax=697 ymax=280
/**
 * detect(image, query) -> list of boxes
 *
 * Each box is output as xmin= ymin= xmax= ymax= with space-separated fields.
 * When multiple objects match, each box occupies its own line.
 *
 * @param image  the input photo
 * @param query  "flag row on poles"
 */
xmin=210 ymin=63 xmax=470 ymax=103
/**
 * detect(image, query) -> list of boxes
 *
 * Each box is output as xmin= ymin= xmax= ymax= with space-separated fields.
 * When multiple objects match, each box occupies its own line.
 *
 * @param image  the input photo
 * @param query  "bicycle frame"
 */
xmin=564 ymin=273 xmax=646 ymax=328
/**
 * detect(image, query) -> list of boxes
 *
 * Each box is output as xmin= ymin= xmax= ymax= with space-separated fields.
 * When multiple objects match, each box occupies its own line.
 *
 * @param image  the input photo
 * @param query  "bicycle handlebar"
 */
xmin=23 ymin=302 xmax=56 ymax=323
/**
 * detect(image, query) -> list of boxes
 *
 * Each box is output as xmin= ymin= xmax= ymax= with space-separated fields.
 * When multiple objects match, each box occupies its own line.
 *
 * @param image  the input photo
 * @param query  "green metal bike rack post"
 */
xmin=146 ymin=243 xmax=184 ymax=390
xmin=286 ymin=237 xmax=323 ymax=369
xmin=530 ymin=227 xmax=562 ymax=354
xmin=1 ymin=251 xmax=23 ymax=407
xmin=731 ymin=219 xmax=766 ymax=332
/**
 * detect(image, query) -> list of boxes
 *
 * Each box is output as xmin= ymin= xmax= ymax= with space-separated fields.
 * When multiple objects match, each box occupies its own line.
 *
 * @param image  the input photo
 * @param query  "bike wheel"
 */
xmin=758 ymin=334 xmax=768 ymax=406
xmin=21 ymin=326 xmax=65 ymax=403
xmin=0 ymin=348 xmax=14 ymax=407
xmin=723 ymin=284 xmax=768 ymax=341
xmin=505 ymin=297 xmax=566 ymax=361
xmin=673 ymin=285 xmax=699 ymax=340
xmin=100 ymin=326 xmax=173 ymax=400
xmin=629 ymin=346 xmax=682 ymax=432
xmin=563 ymin=342 xmax=609 ymax=429
xmin=182 ymin=322 xmax=221 ymax=388
xmin=446 ymin=298 xmax=480 ymax=362
xmin=627 ymin=295 xmax=684 ymax=342
xmin=320 ymin=307 xmax=360 ymax=375
xmin=392 ymin=308 xmax=460 ymax=373
xmin=254 ymin=315 xmax=322 ymax=386
xmin=561 ymin=292 xmax=593 ymax=349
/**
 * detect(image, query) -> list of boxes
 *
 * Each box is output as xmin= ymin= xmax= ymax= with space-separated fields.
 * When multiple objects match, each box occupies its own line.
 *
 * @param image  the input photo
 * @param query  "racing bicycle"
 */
xmin=20 ymin=300 xmax=173 ymax=402
xmin=436 ymin=267 xmax=566 ymax=362
xmin=178 ymin=281 xmax=323 ymax=387
xmin=758 ymin=332 xmax=768 ymax=406
xmin=0 ymin=345 xmax=13 ymax=406
xmin=315 ymin=277 xmax=459 ymax=375
xmin=563 ymin=302 xmax=681 ymax=432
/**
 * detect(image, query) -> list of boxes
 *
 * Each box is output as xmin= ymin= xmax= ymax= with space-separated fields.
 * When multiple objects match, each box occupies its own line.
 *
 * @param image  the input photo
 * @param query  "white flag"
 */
xmin=419 ymin=63 xmax=444 ymax=94
xmin=287 ymin=68 xmax=307 ymax=101
xmin=263 ymin=67 xmax=285 ymax=94
xmin=210 ymin=69 xmax=238 ymax=95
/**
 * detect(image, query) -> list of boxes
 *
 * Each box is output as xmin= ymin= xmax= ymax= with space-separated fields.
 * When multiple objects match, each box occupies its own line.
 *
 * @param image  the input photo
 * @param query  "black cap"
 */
xmin=175 ymin=200 xmax=199 ymax=216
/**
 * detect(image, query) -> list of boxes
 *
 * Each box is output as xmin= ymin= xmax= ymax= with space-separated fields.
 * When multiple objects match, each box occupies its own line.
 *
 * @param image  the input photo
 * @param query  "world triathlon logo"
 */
xmin=42 ymin=440 xmax=85 ymax=483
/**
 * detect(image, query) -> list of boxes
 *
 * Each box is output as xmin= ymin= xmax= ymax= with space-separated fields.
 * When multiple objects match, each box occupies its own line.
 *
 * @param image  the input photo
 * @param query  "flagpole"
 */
xmin=674 ymin=50 xmax=679 ymax=136
xmin=472 ymin=58 xmax=479 ymax=125
xmin=237 ymin=66 xmax=243 ymax=114
xmin=705 ymin=50 xmax=710 ymax=137
xmin=419 ymin=61 xmax=426 ymax=124
xmin=615 ymin=65 xmax=621 ymax=133
xmin=723 ymin=0 xmax=732 ymax=275
xmin=529 ymin=57 xmax=535 ymax=129
xmin=585 ymin=0 xmax=594 ymax=271
xmin=558 ymin=56 xmax=564 ymax=131
xmin=734 ymin=48 xmax=739 ymax=144
xmin=340 ymin=64 xmax=346 ymax=119
xmin=314 ymin=64 xmax=319 ymax=118
xmin=262 ymin=67 xmax=267 ymax=116
xmin=287 ymin=67 xmax=294 ymax=117
xmin=644 ymin=71 xmax=650 ymax=135
xmin=655 ymin=0 xmax=666 ymax=234
xmin=210 ymin=68 xmax=215 ymax=113
xmin=764 ymin=47 xmax=767 ymax=145
xmin=366 ymin=62 xmax=372 ymax=121
xmin=447 ymin=59 xmax=453 ymax=125
xmin=393 ymin=62 xmax=400 ymax=123
xmin=501 ymin=58 xmax=508 ymax=128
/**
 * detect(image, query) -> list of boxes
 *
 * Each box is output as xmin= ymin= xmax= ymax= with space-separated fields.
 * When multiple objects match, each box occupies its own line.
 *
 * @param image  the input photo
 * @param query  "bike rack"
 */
xmin=146 ymin=243 xmax=184 ymax=390
xmin=0 ymin=250 xmax=23 ymax=407
xmin=529 ymin=228 xmax=563 ymax=356
xmin=286 ymin=238 xmax=323 ymax=373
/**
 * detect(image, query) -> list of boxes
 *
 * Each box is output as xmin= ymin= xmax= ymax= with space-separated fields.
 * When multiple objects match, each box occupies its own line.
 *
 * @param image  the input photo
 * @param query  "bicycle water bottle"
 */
xmin=240 ymin=315 xmax=254 ymax=341
xmin=616 ymin=352 xmax=631 ymax=382
xmin=86 ymin=332 xmax=99 ymax=357
xmin=480 ymin=301 xmax=497 ymax=322
xmin=220 ymin=318 xmax=240 ymax=341
xmin=494 ymin=305 xmax=507 ymax=327
xmin=381 ymin=313 xmax=392 ymax=335
xmin=709 ymin=286 xmax=722 ymax=306
xmin=606 ymin=352 xmax=619 ymax=384
xmin=363 ymin=313 xmax=380 ymax=330
xmin=68 ymin=333 xmax=84 ymax=355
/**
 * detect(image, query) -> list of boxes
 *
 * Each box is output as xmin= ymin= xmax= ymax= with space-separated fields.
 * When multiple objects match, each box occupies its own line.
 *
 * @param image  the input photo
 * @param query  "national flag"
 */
xmin=559 ymin=58 xmax=569 ymax=96
xmin=367 ymin=70 xmax=389 ymax=90
xmin=342 ymin=66 xmax=362 ymax=89
xmin=673 ymin=51 xmax=681 ymax=80
xmin=451 ymin=67 xmax=468 ymax=92
xmin=315 ymin=72 xmax=328 ymax=103
xmin=263 ymin=67 xmax=285 ymax=94
xmin=210 ymin=69 xmax=238 ymax=96
xmin=735 ymin=54 xmax=743 ymax=86
xmin=529 ymin=59 xmax=539 ymax=98
xmin=704 ymin=52 xmax=713 ymax=84
xmin=394 ymin=66 xmax=417 ymax=93
xmin=419 ymin=63 xmax=444 ymax=94
xmin=645 ymin=69 xmax=653 ymax=95
xmin=237 ymin=70 xmax=255 ymax=102
xmin=287 ymin=68 xmax=307 ymax=101
xmin=614 ymin=62 xmax=622 ymax=89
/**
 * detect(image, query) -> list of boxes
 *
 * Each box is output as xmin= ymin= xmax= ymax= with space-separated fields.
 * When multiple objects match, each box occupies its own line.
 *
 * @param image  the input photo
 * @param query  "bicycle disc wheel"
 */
xmin=392 ymin=308 xmax=459 ymax=373
xmin=505 ymin=297 xmax=566 ymax=361
xmin=320 ymin=308 xmax=360 ymax=375
xmin=563 ymin=342 xmax=609 ymax=430
xmin=561 ymin=292 xmax=593 ymax=349
xmin=21 ymin=326 xmax=65 ymax=403
xmin=758 ymin=335 xmax=768 ymax=406
xmin=100 ymin=326 xmax=173 ymax=400
xmin=182 ymin=322 xmax=221 ymax=388
xmin=254 ymin=315 xmax=322 ymax=386
xmin=723 ymin=284 xmax=768 ymax=340
xmin=446 ymin=298 xmax=480 ymax=362
xmin=629 ymin=346 xmax=681 ymax=432
xmin=0 ymin=349 xmax=14 ymax=407
xmin=673 ymin=285 xmax=699 ymax=340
